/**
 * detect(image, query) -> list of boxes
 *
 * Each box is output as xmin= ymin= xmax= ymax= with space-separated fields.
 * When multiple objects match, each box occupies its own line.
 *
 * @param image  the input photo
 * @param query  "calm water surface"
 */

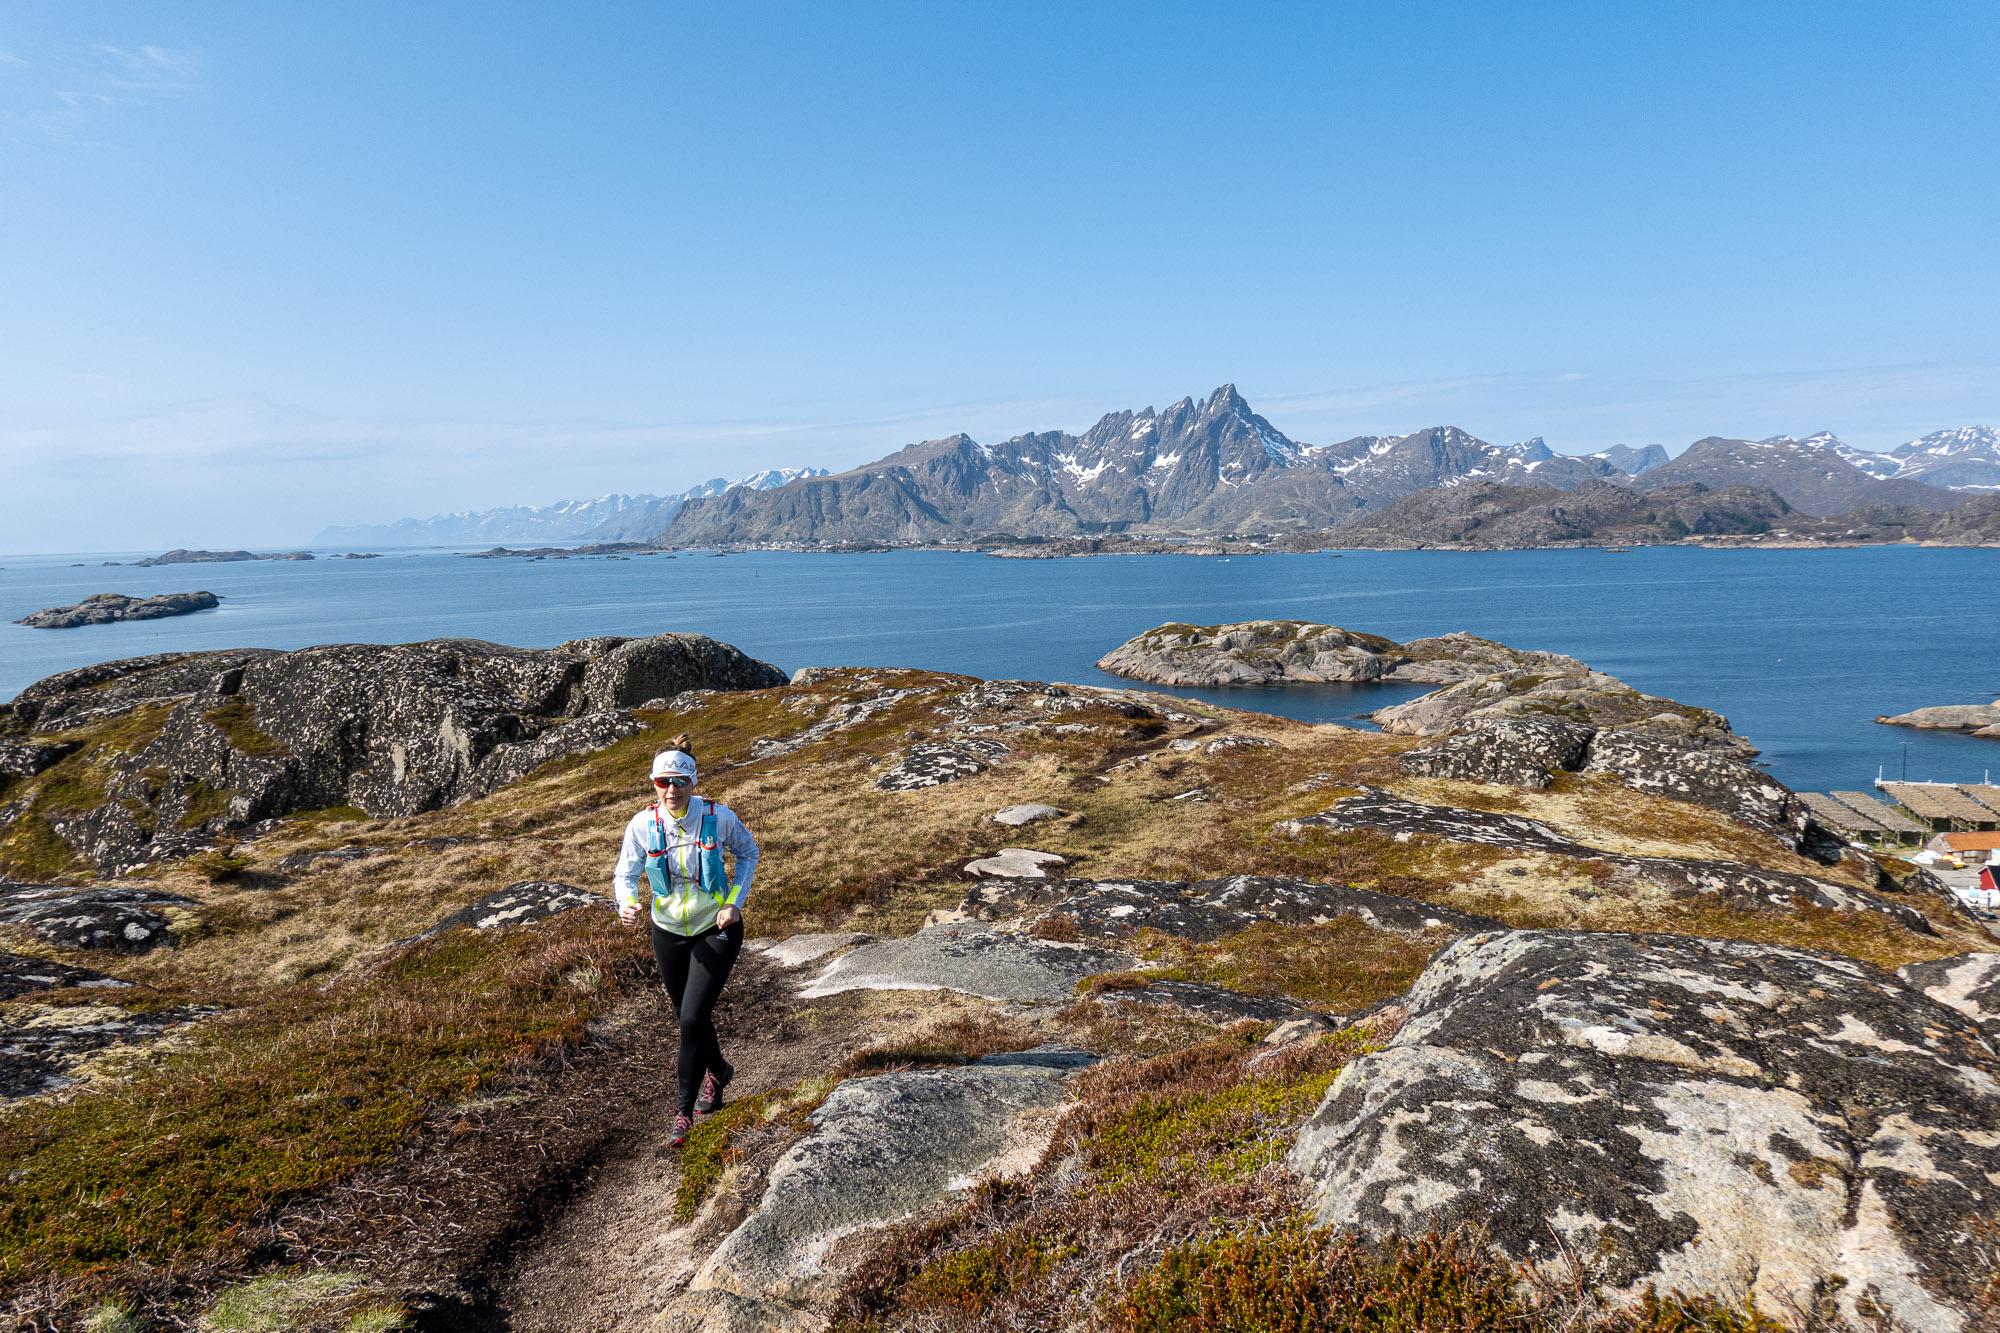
xmin=2 ymin=545 xmax=1996 ymax=795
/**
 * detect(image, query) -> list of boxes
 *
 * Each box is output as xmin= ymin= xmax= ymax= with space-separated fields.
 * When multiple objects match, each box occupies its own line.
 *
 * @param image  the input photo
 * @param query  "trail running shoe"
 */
xmin=669 ymin=1111 xmax=693 ymax=1149
xmin=697 ymin=1063 xmax=732 ymax=1115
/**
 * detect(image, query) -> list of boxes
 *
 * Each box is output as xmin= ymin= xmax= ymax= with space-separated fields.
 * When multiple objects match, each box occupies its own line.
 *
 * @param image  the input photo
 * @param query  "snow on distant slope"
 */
xmin=1764 ymin=428 xmax=2000 ymax=490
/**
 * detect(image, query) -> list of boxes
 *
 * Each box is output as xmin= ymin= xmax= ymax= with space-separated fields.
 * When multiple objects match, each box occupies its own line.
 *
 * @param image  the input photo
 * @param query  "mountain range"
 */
xmin=309 ymin=468 xmax=827 ymax=547
xmin=657 ymin=385 xmax=1994 ymax=545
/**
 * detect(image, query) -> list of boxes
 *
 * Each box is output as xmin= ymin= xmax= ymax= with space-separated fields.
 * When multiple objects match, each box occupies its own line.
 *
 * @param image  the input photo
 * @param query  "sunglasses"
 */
xmin=652 ymin=776 xmax=693 ymax=789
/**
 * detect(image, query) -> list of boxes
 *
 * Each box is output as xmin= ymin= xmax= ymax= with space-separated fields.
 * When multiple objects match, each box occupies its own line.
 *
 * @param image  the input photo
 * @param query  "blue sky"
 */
xmin=2 ymin=1 xmax=1997 ymax=550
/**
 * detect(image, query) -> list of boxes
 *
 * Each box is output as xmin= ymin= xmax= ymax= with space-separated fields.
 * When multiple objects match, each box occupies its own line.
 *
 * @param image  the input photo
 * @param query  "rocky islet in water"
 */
xmin=14 ymin=590 xmax=222 ymax=629
xmin=0 ymin=627 xmax=1996 ymax=1328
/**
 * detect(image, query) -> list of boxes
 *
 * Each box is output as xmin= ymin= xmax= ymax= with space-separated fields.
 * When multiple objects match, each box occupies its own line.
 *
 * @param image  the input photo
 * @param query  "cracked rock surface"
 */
xmin=796 ymin=921 xmax=1127 ymax=1004
xmin=1281 ymin=788 xmax=1927 ymax=928
xmin=1290 ymin=929 xmax=2000 ymax=1330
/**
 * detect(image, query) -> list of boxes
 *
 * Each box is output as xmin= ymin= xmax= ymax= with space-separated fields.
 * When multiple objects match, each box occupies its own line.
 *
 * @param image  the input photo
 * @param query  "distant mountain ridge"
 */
xmin=310 ymin=469 xmax=827 ymax=547
xmin=1634 ymin=436 xmax=1960 ymax=516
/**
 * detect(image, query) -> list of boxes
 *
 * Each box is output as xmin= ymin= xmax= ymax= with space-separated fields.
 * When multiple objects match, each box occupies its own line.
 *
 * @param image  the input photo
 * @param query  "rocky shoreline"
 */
xmin=13 ymin=590 xmax=222 ymax=629
xmin=1878 ymin=700 xmax=2000 ymax=739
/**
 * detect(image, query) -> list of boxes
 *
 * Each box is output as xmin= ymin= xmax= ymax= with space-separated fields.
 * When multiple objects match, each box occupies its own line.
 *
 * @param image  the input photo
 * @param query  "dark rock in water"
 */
xmin=0 ymin=883 xmax=192 ymax=952
xmin=875 ymin=739 xmax=1009 ymax=791
xmin=1290 ymin=929 xmax=2000 ymax=1329
xmin=1876 ymin=701 xmax=2000 ymax=739
xmin=1 ymin=1000 xmax=209 ymax=1100
xmin=1281 ymin=788 xmax=1927 ymax=929
xmin=1089 ymin=978 xmax=1304 ymax=1022
xmin=3 ymin=633 xmax=784 ymax=873
xmin=15 ymin=590 xmax=221 ymax=629
xmin=1897 ymin=951 xmax=2000 ymax=1039
xmin=418 ymin=880 xmax=600 ymax=938
xmin=965 ymin=874 xmax=1497 ymax=942
xmin=1397 ymin=717 xmax=1595 ymax=788
xmin=0 ymin=950 xmax=129 ymax=999
xmin=0 ymin=739 xmax=79 ymax=778
xmin=135 ymin=549 xmax=312 ymax=566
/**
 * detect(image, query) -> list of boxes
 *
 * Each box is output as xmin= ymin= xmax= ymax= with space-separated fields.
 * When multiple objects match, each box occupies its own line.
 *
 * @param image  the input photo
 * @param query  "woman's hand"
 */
xmin=619 ymin=902 xmax=642 ymax=927
xmin=717 ymin=905 xmax=742 ymax=930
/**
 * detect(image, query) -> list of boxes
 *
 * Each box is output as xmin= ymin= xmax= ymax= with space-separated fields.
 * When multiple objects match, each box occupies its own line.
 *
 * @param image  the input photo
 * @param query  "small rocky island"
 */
xmin=135 ymin=548 xmax=314 ymax=566
xmin=14 ymin=590 xmax=222 ymax=629
xmin=1878 ymin=699 xmax=2000 ymax=739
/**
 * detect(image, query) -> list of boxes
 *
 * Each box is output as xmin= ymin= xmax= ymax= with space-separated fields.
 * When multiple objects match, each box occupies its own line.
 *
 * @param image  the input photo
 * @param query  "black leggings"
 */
xmin=651 ymin=920 xmax=743 ymax=1115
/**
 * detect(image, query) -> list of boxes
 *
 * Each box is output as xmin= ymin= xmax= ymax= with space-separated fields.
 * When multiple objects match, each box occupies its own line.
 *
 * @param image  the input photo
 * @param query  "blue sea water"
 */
xmin=2 ymin=544 xmax=1996 ymax=796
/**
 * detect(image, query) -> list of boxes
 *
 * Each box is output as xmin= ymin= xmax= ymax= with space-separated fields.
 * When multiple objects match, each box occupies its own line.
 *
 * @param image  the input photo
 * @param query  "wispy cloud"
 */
xmin=3 ymin=40 xmax=202 ymax=143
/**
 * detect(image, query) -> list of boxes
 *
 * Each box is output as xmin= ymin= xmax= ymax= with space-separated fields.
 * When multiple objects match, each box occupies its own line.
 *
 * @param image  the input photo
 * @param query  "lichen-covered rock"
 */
xmin=992 ymin=803 xmax=1062 ymax=827
xmin=418 ymin=881 xmax=601 ymax=937
xmin=1281 ymin=789 xmax=1926 ymax=929
xmin=1583 ymin=726 xmax=1806 ymax=837
xmin=15 ymin=590 xmax=220 ymax=629
xmin=0 ymin=883 xmax=192 ymax=952
xmin=1 ymin=1000 xmax=210 ymax=1100
xmin=1 ymin=633 xmax=784 ymax=873
xmin=0 ymin=950 xmax=129 ymax=999
xmin=0 ymin=739 xmax=79 ymax=778
xmin=1898 ymin=952 xmax=2000 ymax=1039
xmin=684 ymin=1049 xmax=1091 ymax=1321
xmin=750 ymin=686 xmax=923 ymax=760
xmin=1372 ymin=668 xmax=1742 ymax=753
xmin=1088 ymin=978 xmax=1304 ymax=1022
xmin=1396 ymin=717 xmax=1595 ymax=788
xmin=1289 ymin=930 xmax=2000 ymax=1330
xmin=962 ymin=848 xmax=1067 ymax=879
xmin=874 ymin=739 xmax=1008 ymax=791
xmin=965 ymin=874 xmax=1497 ymax=942
xmin=796 ymin=921 xmax=1128 ymax=1003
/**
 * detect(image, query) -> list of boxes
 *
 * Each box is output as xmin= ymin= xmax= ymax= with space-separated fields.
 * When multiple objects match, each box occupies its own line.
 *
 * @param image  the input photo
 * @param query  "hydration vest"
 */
xmin=642 ymin=796 xmax=737 ymax=934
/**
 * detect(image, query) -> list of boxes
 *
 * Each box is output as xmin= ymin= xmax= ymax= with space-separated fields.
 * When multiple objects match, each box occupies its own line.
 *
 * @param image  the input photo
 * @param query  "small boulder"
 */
xmin=963 ymin=848 xmax=1068 ymax=880
xmin=992 ymin=803 xmax=1062 ymax=827
xmin=875 ymin=739 xmax=1009 ymax=792
xmin=418 ymin=881 xmax=601 ymax=937
xmin=0 ymin=883 xmax=191 ymax=953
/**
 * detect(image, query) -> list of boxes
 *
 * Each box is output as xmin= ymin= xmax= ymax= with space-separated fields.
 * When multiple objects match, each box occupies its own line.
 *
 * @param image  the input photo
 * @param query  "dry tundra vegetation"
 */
xmin=1 ymin=665 xmax=1992 ymax=1330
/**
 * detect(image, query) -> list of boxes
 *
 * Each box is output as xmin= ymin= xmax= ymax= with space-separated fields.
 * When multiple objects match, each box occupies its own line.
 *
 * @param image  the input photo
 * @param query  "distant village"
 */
xmin=1804 ymin=781 xmax=2000 ymax=910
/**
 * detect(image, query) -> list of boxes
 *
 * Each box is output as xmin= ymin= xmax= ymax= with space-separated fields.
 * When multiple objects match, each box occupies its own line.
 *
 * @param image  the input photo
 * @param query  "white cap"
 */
xmin=649 ymin=749 xmax=697 ymax=783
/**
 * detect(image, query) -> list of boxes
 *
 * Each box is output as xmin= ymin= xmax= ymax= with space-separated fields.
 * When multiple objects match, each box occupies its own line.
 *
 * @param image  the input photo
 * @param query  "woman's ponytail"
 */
xmin=670 ymin=733 xmax=696 ymax=765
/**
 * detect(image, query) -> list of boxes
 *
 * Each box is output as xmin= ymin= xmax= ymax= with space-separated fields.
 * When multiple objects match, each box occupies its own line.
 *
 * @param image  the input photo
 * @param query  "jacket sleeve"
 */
xmin=720 ymin=805 xmax=759 ymax=907
xmin=612 ymin=813 xmax=648 ymax=910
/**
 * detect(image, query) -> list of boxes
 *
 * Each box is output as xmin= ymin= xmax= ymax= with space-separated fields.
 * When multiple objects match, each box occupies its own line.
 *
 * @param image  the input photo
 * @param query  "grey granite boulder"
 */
xmin=1290 ymin=929 xmax=2000 ymax=1330
xmin=965 ymin=874 xmax=1497 ymax=942
xmin=690 ymin=1048 xmax=1091 ymax=1315
xmin=992 ymin=803 xmax=1062 ymax=827
xmin=1396 ymin=717 xmax=1595 ymax=788
xmin=963 ymin=848 xmax=1068 ymax=879
xmin=796 ymin=921 xmax=1128 ymax=1004
xmin=1898 ymin=952 xmax=2000 ymax=1039
xmin=1281 ymin=788 xmax=1926 ymax=929
xmin=0 ymin=883 xmax=191 ymax=953
xmin=874 ymin=739 xmax=1009 ymax=791
xmin=1 ymin=633 xmax=784 ymax=873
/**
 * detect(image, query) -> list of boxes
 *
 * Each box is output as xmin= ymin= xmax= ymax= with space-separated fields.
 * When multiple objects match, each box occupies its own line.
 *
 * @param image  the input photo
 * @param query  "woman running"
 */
xmin=613 ymin=733 xmax=760 ymax=1148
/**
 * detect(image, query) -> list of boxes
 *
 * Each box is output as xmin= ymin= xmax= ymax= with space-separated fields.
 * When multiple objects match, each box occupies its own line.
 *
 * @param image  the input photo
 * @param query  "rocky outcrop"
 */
xmin=796 ymin=921 xmax=1128 ymax=1004
xmin=2 ymin=999 xmax=210 ymax=1101
xmin=416 ymin=881 xmax=601 ymax=939
xmin=1280 ymin=789 xmax=1928 ymax=928
xmin=992 ymin=803 xmax=1062 ymax=827
xmin=1094 ymin=621 xmax=1582 ymax=689
xmin=0 ymin=883 xmax=192 ymax=952
xmin=964 ymin=873 xmax=1498 ymax=942
xmin=1877 ymin=701 xmax=2000 ymax=739
xmin=1087 ymin=977 xmax=1305 ymax=1022
xmin=874 ymin=739 xmax=1009 ymax=791
xmin=0 ymin=634 xmax=785 ymax=874
xmin=15 ymin=591 xmax=221 ymax=629
xmin=1396 ymin=717 xmax=1595 ymax=788
xmin=1898 ymin=952 xmax=2000 ymax=1038
xmin=677 ymin=1049 xmax=1091 ymax=1326
xmin=1290 ymin=930 xmax=2000 ymax=1329
xmin=135 ymin=549 xmax=312 ymax=565
xmin=0 ymin=951 xmax=128 ymax=1000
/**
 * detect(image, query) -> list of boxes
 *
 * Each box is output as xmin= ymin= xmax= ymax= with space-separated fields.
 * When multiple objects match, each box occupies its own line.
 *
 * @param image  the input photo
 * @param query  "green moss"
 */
xmin=205 ymin=698 xmax=288 ymax=758
xmin=893 ymin=1228 xmax=1077 ymax=1315
xmin=0 ymin=812 xmax=81 ymax=879
xmin=180 ymin=779 xmax=234 ymax=829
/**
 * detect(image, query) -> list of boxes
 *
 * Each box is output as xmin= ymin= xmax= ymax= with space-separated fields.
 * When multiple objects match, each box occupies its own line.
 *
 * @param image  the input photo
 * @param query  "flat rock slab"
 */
xmin=966 ymin=874 xmax=1498 ymax=943
xmin=1290 ymin=929 xmax=2000 ymax=1330
xmin=694 ymin=1048 xmax=1092 ymax=1306
xmin=875 ymin=739 xmax=1010 ymax=792
xmin=1898 ymin=952 xmax=2000 ymax=1039
xmin=419 ymin=881 xmax=601 ymax=937
xmin=0 ymin=883 xmax=192 ymax=953
xmin=2 ymin=1001 xmax=209 ymax=1100
xmin=992 ymin=803 xmax=1062 ymax=827
xmin=963 ymin=848 xmax=1068 ymax=879
xmin=0 ymin=951 xmax=129 ymax=1000
xmin=1281 ymin=788 xmax=1927 ymax=930
xmin=752 ymin=932 xmax=873 ymax=970
xmin=797 ymin=921 xmax=1129 ymax=1004
xmin=1090 ymin=978 xmax=1304 ymax=1023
